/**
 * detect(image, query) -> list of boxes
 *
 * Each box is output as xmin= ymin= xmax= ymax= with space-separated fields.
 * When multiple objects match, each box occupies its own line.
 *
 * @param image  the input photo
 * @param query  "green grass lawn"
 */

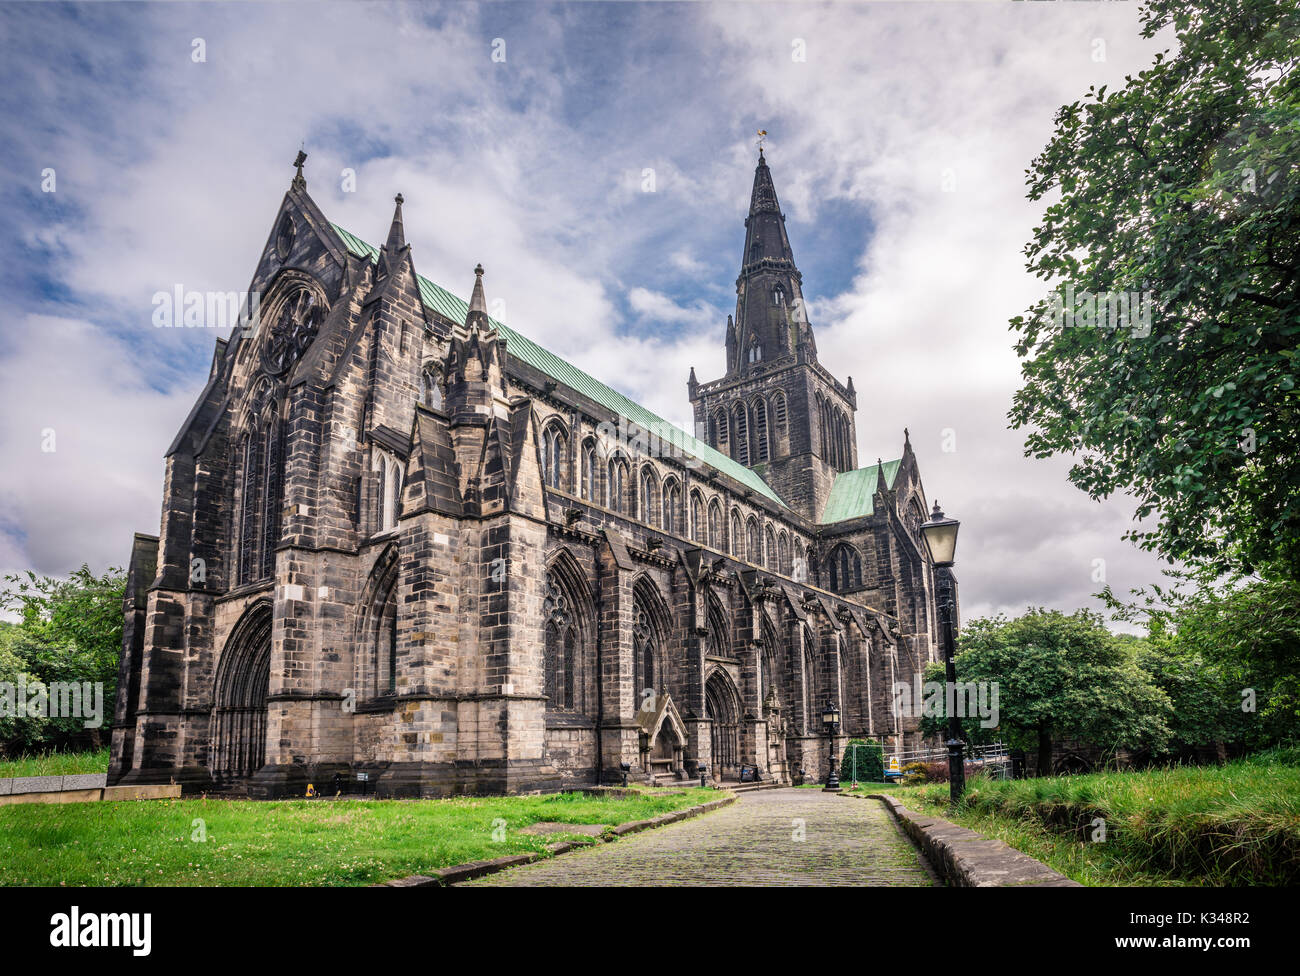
xmin=894 ymin=748 xmax=1300 ymax=886
xmin=0 ymin=787 xmax=716 ymax=886
xmin=0 ymin=747 xmax=110 ymax=779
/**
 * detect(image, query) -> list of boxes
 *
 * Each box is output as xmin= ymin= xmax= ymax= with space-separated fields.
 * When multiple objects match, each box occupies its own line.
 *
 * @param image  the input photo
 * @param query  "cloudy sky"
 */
xmin=0 ymin=1 xmax=1177 ymax=628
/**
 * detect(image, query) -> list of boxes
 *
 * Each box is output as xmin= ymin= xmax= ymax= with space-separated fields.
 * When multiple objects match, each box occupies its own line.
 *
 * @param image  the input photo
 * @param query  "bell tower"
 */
xmin=690 ymin=148 xmax=859 ymax=521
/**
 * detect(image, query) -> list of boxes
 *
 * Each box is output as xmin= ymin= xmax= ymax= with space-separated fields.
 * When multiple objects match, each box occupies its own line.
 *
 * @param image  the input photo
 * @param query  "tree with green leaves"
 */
xmin=1105 ymin=571 xmax=1300 ymax=745
xmin=924 ymin=609 xmax=1172 ymax=773
xmin=0 ymin=565 xmax=125 ymax=754
xmin=1010 ymin=0 xmax=1300 ymax=579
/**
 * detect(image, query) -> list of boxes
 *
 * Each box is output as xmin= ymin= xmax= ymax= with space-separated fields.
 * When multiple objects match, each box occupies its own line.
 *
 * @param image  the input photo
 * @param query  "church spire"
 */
xmin=748 ymin=148 xmax=781 ymax=219
xmin=742 ymin=149 xmax=796 ymax=269
xmin=730 ymin=148 xmax=813 ymax=374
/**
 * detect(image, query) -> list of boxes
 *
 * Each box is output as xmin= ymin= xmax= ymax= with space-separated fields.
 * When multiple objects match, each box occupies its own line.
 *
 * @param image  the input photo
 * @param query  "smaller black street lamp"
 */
xmin=821 ymin=700 xmax=841 ymax=792
xmin=920 ymin=500 xmax=964 ymax=806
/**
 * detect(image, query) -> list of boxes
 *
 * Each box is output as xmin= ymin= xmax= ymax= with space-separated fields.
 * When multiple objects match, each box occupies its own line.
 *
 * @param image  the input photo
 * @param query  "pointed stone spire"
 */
xmin=291 ymin=149 xmax=307 ymax=191
xmin=377 ymin=193 xmax=410 ymax=278
xmin=748 ymin=147 xmax=781 ymax=218
xmin=742 ymin=149 xmax=795 ymax=269
xmin=466 ymin=263 xmax=490 ymax=330
xmin=688 ymin=366 xmax=699 ymax=397
xmin=386 ymin=193 xmax=406 ymax=251
xmin=731 ymin=147 xmax=810 ymax=373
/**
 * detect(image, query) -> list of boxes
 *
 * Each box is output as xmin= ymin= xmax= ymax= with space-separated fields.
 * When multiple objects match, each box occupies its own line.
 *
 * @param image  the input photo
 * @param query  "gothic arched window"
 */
xmin=639 ymin=466 xmax=658 ymax=526
xmin=732 ymin=404 xmax=750 ymax=465
xmin=690 ymin=490 xmax=705 ymax=543
xmin=373 ymin=450 xmax=403 ymax=533
xmin=632 ymin=604 xmax=657 ymax=701
xmin=753 ymin=397 xmax=770 ymax=463
xmin=579 ymin=438 xmax=597 ymax=502
xmin=730 ymin=510 xmax=743 ymax=558
xmin=772 ymin=284 xmax=786 ymax=306
xmin=746 ymin=518 xmax=761 ymax=564
xmin=817 ymin=394 xmax=829 ymax=459
xmin=543 ymin=579 xmax=577 ymax=711
xmin=708 ymin=499 xmax=722 ymax=549
xmin=237 ymin=390 xmax=285 ymax=585
xmin=607 ymin=457 xmax=628 ymax=513
xmin=662 ymin=478 xmax=681 ymax=535
xmin=773 ymin=392 xmax=788 ymax=438
xmin=828 ymin=543 xmax=863 ymax=592
xmin=764 ymin=525 xmax=776 ymax=570
xmin=236 ymin=431 xmax=259 ymax=585
xmin=778 ymin=532 xmax=790 ymax=576
xmin=540 ymin=422 xmax=568 ymax=491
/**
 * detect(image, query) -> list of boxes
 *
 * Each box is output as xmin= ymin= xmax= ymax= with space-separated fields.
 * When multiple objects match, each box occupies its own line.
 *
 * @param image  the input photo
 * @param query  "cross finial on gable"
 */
xmin=292 ymin=149 xmax=307 ymax=190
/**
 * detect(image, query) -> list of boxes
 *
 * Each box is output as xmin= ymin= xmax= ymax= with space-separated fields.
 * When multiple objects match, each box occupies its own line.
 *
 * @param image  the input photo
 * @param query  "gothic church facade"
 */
xmin=109 ymin=151 xmax=957 ymax=797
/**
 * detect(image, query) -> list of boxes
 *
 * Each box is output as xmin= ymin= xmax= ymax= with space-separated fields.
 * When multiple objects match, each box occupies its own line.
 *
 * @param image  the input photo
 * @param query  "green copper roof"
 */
xmin=331 ymin=223 xmax=787 ymax=508
xmin=820 ymin=459 xmax=901 ymax=524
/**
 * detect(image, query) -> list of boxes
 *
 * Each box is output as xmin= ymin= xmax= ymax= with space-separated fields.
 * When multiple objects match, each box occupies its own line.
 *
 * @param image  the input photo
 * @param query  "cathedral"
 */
xmin=108 ymin=149 xmax=957 ymax=797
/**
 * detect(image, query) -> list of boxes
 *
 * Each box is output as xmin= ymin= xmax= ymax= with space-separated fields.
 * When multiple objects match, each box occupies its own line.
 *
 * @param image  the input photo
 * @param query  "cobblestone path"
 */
xmin=464 ymin=788 xmax=940 ymax=887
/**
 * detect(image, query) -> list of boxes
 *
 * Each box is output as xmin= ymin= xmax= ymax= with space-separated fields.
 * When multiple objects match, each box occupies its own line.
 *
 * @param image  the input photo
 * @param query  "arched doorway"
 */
xmin=210 ymin=601 xmax=272 ymax=785
xmin=705 ymin=669 xmax=742 ymax=780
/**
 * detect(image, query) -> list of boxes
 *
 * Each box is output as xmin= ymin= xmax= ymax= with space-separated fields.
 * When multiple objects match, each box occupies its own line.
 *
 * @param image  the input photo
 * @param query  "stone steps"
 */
xmin=723 ymin=780 xmax=789 ymax=794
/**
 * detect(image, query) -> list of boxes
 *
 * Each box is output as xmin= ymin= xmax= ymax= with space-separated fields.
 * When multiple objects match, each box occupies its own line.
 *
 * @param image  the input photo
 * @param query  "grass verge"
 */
xmin=0 ymin=787 xmax=717 ymax=886
xmin=0 ymin=748 xmax=110 ymax=779
xmin=897 ymin=748 xmax=1300 ymax=886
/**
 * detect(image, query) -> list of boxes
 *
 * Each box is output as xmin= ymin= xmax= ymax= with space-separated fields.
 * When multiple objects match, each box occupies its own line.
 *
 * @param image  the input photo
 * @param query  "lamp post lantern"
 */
xmin=821 ymin=700 xmax=841 ymax=792
xmin=920 ymin=500 xmax=964 ymax=806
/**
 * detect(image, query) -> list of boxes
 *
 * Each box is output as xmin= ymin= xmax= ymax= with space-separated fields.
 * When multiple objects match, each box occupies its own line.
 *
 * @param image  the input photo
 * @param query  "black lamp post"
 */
xmin=920 ymin=500 xmax=963 ymax=806
xmin=821 ymin=700 xmax=841 ymax=792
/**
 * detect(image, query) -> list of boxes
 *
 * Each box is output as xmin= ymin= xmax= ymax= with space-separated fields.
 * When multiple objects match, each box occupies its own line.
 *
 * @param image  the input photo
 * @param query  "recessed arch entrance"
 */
xmin=210 ymin=600 xmax=272 ymax=785
xmin=705 ymin=668 xmax=743 ymax=780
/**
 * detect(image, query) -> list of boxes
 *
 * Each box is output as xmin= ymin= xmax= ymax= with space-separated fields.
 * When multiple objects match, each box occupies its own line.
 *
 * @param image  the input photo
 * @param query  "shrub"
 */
xmin=918 ymin=759 xmax=987 ymax=783
xmin=901 ymin=761 xmax=929 ymax=785
xmin=840 ymin=740 xmax=885 ymax=782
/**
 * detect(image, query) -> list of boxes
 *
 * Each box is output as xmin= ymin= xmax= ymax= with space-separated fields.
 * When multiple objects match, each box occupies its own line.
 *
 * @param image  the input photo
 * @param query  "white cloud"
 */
xmin=0 ymin=314 xmax=202 ymax=586
xmin=0 ymin=1 xmax=1180 ymax=631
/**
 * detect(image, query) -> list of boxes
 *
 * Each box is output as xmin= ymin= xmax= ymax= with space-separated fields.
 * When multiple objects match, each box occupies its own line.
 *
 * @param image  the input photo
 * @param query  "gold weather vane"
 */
xmin=757 ymin=129 xmax=768 ymax=152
